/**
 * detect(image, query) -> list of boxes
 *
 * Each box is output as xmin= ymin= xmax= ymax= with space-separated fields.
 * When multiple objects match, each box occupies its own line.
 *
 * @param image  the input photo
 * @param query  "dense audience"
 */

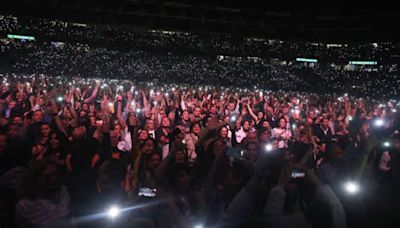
xmin=1 ymin=14 xmax=400 ymax=228
xmin=1 ymin=14 xmax=400 ymax=61
xmin=1 ymin=39 xmax=400 ymax=99
xmin=0 ymin=73 xmax=399 ymax=227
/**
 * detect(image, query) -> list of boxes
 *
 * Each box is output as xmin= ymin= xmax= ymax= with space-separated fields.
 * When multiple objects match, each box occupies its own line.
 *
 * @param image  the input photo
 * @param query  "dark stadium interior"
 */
xmin=1 ymin=1 xmax=400 ymax=228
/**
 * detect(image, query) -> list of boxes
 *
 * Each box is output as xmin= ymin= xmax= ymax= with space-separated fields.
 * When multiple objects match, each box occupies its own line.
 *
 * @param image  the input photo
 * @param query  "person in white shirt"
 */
xmin=271 ymin=118 xmax=292 ymax=148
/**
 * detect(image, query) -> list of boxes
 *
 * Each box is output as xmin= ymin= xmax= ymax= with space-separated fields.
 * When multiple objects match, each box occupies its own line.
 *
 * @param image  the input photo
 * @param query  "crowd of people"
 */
xmin=0 ymin=13 xmax=400 ymax=228
xmin=1 ymin=14 xmax=400 ymax=62
xmin=0 ymin=73 xmax=399 ymax=227
xmin=1 ymin=38 xmax=400 ymax=99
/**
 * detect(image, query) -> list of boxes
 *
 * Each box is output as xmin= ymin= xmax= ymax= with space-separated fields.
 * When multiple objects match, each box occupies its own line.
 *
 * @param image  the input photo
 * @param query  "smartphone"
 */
xmin=291 ymin=168 xmax=305 ymax=179
xmin=138 ymin=187 xmax=157 ymax=198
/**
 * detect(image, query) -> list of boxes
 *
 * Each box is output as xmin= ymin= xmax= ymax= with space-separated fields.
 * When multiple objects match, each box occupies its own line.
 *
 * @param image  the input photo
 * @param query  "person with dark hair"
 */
xmin=184 ymin=122 xmax=201 ymax=164
xmin=272 ymin=117 xmax=292 ymax=149
xmin=313 ymin=117 xmax=333 ymax=144
xmin=25 ymin=110 xmax=44 ymax=145
xmin=156 ymin=117 xmax=171 ymax=159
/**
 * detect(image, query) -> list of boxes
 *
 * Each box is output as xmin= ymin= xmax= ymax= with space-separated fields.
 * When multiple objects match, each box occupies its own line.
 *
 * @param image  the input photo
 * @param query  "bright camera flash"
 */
xmin=374 ymin=119 xmax=384 ymax=127
xmin=265 ymin=144 xmax=273 ymax=152
xmin=194 ymin=224 xmax=203 ymax=228
xmin=57 ymin=96 xmax=63 ymax=102
xmin=383 ymin=141 xmax=390 ymax=147
xmin=344 ymin=181 xmax=360 ymax=194
xmin=107 ymin=205 xmax=120 ymax=219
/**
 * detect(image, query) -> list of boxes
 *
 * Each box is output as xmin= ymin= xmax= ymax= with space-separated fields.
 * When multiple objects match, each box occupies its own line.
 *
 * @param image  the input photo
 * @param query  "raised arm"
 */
xmin=247 ymin=103 xmax=258 ymax=122
xmin=83 ymin=81 xmax=100 ymax=103
xmin=116 ymin=98 xmax=127 ymax=130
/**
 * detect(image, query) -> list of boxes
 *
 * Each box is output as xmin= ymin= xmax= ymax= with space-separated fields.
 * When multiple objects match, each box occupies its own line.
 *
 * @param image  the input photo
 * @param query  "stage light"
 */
xmin=107 ymin=205 xmax=120 ymax=219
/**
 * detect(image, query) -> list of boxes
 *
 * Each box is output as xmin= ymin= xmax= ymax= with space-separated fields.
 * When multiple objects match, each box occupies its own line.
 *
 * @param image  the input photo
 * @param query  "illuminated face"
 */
xmin=219 ymin=127 xmax=228 ymax=138
xmin=162 ymin=117 xmax=171 ymax=128
xmin=12 ymin=116 xmax=23 ymax=125
xmin=257 ymin=112 xmax=264 ymax=119
xmin=79 ymin=111 xmax=87 ymax=118
xmin=38 ymin=98 xmax=45 ymax=106
xmin=192 ymin=124 xmax=201 ymax=135
xmin=142 ymin=139 xmax=155 ymax=154
xmin=182 ymin=111 xmax=190 ymax=121
xmin=64 ymin=110 xmax=72 ymax=119
xmin=194 ymin=107 xmax=201 ymax=117
xmin=49 ymin=133 xmax=60 ymax=149
xmin=259 ymin=131 xmax=270 ymax=142
xmin=168 ymin=112 xmax=175 ymax=121
xmin=82 ymin=103 xmax=89 ymax=111
xmin=138 ymin=130 xmax=149 ymax=141
xmin=262 ymin=121 xmax=270 ymax=129
xmin=159 ymin=110 xmax=166 ymax=118
xmin=147 ymin=153 xmax=161 ymax=170
xmin=243 ymin=121 xmax=250 ymax=131
xmin=114 ymin=124 xmax=122 ymax=132
xmin=110 ymin=130 xmax=121 ymax=144
xmin=282 ymin=107 xmax=289 ymax=115
xmin=322 ymin=119 xmax=329 ymax=129
xmin=228 ymin=103 xmax=235 ymax=111
xmin=8 ymin=100 xmax=17 ymax=109
xmin=175 ymin=151 xmax=185 ymax=164
xmin=279 ymin=119 xmax=286 ymax=128
xmin=90 ymin=116 xmax=96 ymax=126
xmin=32 ymin=111 xmax=43 ymax=122
xmin=146 ymin=120 xmax=155 ymax=130
xmin=40 ymin=124 xmax=51 ymax=137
